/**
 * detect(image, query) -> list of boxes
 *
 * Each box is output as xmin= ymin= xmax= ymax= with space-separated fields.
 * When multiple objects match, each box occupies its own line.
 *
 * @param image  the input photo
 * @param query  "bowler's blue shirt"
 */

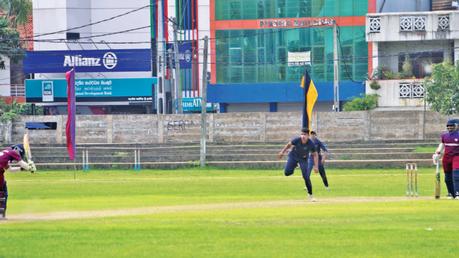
xmin=290 ymin=137 xmax=317 ymax=159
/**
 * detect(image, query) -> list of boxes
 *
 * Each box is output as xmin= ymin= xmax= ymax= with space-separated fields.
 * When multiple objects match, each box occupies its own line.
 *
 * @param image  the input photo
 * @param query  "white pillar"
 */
xmin=372 ymin=42 xmax=378 ymax=76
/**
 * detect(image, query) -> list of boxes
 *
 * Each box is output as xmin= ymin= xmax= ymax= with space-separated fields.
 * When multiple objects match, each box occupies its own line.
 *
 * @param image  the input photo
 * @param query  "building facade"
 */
xmin=27 ymin=0 xmax=458 ymax=114
xmin=27 ymin=0 xmax=154 ymax=114
xmin=366 ymin=0 xmax=459 ymax=109
xmin=207 ymin=0 xmax=375 ymax=112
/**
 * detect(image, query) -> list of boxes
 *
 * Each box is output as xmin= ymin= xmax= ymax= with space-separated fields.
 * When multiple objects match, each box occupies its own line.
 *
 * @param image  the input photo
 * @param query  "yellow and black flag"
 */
xmin=300 ymin=68 xmax=318 ymax=129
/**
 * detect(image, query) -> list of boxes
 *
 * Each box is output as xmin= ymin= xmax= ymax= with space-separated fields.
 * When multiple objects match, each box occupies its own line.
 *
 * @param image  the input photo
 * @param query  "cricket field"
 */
xmin=1 ymin=168 xmax=458 ymax=258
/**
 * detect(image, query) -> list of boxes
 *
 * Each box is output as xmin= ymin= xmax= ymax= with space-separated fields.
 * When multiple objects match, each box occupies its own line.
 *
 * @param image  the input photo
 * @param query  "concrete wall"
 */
xmin=7 ymin=110 xmax=449 ymax=145
xmin=366 ymin=79 xmax=426 ymax=108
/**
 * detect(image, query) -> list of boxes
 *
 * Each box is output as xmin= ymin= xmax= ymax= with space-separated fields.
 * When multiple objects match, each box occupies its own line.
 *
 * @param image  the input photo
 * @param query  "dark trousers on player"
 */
xmin=284 ymin=153 xmax=312 ymax=195
xmin=308 ymin=155 xmax=329 ymax=187
xmin=445 ymin=172 xmax=455 ymax=197
xmin=0 ymin=181 xmax=7 ymax=218
xmin=443 ymin=156 xmax=459 ymax=197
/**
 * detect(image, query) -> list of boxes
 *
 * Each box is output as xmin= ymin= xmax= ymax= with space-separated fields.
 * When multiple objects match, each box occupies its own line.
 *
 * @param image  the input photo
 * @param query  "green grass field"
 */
xmin=1 ymin=168 xmax=459 ymax=258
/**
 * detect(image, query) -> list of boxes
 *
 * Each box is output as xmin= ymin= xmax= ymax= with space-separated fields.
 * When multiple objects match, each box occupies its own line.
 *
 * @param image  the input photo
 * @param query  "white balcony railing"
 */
xmin=10 ymin=84 xmax=25 ymax=97
xmin=367 ymin=11 xmax=459 ymax=42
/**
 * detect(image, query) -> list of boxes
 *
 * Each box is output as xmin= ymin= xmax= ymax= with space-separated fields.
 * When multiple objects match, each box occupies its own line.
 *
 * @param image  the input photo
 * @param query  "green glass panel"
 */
xmin=312 ymin=64 xmax=325 ymax=81
xmin=216 ymin=0 xmax=367 ymax=20
xmin=313 ymin=29 xmax=324 ymax=45
xmin=264 ymin=1 xmax=275 ymax=19
xmin=340 ymin=64 xmax=353 ymax=81
xmin=244 ymin=49 xmax=257 ymax=64
xmin=215 ymin=0 xmax=227 ymax=20
xmin=258 ymin=66 xmax=265 ymax=82
xmin=314 ymin=0 xmax=368 ymax=17
xmin=229 ymin=48 xmax=242 ymax=64
xmin=278 ymin=0 xmax=286 ymax=18
xmin=215 ymin=26 xmax=367 ymax=83
xmin=312 ymin=46 xmax=325 ymax=62
xmin=217 ymin=65 xmax=228 ymax=83
xmin=230 ymin=1 xmax=242 ymax=19
xmin=242 ymin=0 xmax=257 ymax=19
xmin=287 ymin=66 xmax=303 ymax=81
xmin=277 ymin=47 xmax=287 ymax=63
xmin=230 ymin=67 xmax=243 ymax=82
xmin=278 ymin=65 xmax=287 ymax=81
xmin=257 ymin=0 xmax=264 ymax=19
xmin=257 ymin=33 xmax=265 ymax=46
xmin=286 ymin=30 xmax=301 ymax=52
xmin=311 ymin=0 xmax=324 ymax=16
xmin=257 ymin=48 xmax=265 ymax=63
xmin=243 ymin=66 xmax=257 ymax=82
xmin=354 ymin=64 xmax=368 ymax=80
xmin=266 ymin=64 xmax=278 ymax=81
xmin=299 ymin=0 xmax=311 ymax=17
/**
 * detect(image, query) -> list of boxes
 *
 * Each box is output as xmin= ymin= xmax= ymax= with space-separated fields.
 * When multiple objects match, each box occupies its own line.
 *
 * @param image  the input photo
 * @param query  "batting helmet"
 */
xmin=447 ymin=119 xmax=458 ymax=126
xmin=11 ymin=144 xmax=25 ymax=160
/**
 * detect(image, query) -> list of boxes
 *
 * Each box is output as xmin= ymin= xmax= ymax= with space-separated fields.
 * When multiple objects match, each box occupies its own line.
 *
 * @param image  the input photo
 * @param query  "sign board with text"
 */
xmin=26 ymin=78 xmax=156 ymax=105
xmin=24 ymin=49 xmax=152 ymax=73
xmin=182 ymin=97 xmax=215 ymax=112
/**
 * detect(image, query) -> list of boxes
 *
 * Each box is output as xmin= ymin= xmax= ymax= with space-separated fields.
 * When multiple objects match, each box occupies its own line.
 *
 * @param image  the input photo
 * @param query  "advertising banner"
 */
xmin=287 ymin=51 xmax=311 ymax=67
xmin=166 ymin=41 xmax=193 ymax=69
xmin=26 ymin=78 xmax=157 ymax=104
xmin=182 ymin=97 xmax=215 ymax=112
xmin=24 ymin=49 xmax=152 ymax=73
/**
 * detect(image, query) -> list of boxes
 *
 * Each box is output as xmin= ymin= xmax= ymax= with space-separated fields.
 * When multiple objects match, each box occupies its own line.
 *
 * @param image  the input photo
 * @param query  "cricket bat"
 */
xmin=434 ymin=157 xmax=441 ymax=199
xmin=23 ymin=132 xmax=32 ymax=162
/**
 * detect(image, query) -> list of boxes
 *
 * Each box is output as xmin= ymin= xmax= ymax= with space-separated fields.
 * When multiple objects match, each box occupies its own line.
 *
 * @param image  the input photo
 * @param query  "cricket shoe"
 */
xmin=308 ymin=194 xmax=317 ymax=202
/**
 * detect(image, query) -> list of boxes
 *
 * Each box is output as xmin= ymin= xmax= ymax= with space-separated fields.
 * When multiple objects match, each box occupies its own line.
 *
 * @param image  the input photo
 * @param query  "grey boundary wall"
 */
xmin=8 ymin=111 xmax=449 ymax=144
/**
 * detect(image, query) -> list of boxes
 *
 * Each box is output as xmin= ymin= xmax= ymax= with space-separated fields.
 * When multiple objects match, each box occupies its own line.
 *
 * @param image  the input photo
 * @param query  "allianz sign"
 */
xmin=63 ymin=52 xmax=118 ymax=70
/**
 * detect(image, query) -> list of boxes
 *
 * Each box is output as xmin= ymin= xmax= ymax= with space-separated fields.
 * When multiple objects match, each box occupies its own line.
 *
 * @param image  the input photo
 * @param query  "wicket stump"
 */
xmin=406 ymin=163 xmax=418 ymax=197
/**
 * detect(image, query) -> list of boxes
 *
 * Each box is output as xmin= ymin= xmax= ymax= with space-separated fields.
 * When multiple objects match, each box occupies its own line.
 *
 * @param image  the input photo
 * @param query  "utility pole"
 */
xmin=156 ymin=0 xmax=166 ymax=114
xmin=200 ymin=36 xmax=209 ymax=167
xmin=333 ymin=20 xmax=340 ymax=112
xmin=168 ymin=48 xmax=176 ymax=113
xmin=172 ymin=17 xmax=182 ymax=113
xmin=150 ymin=0 xmax=157 ymax=113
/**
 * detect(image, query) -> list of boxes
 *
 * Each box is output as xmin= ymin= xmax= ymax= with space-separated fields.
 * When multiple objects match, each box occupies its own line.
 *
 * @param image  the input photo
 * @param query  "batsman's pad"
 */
xmin=0 ymin=191 xmax=5 ymax=216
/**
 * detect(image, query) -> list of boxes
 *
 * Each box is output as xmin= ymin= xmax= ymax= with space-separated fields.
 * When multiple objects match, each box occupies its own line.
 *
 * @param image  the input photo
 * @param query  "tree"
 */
xmin=0 ymin=99 xmax=41 ymax=119
xmin=0 ymin=0 xmax=32 ymax=27
xmin=0 ymin=17 xmax=23 ymax=69
xmin=0 ymin=98 xmax=24 ymax=122
xmin=424 ymin=62 xmax=459 ymax=115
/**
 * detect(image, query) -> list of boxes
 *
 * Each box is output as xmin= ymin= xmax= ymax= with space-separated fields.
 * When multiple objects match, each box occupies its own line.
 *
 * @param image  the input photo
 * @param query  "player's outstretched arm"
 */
xmin=9 ymin=160 xmax=36 ymax=173
xmin=278 ymin=142 xmax=292 ymax=159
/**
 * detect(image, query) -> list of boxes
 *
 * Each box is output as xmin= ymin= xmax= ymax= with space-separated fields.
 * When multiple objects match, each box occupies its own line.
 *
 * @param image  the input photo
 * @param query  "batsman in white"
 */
xmin=0 ymin=144 xmax=36 ymax=219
